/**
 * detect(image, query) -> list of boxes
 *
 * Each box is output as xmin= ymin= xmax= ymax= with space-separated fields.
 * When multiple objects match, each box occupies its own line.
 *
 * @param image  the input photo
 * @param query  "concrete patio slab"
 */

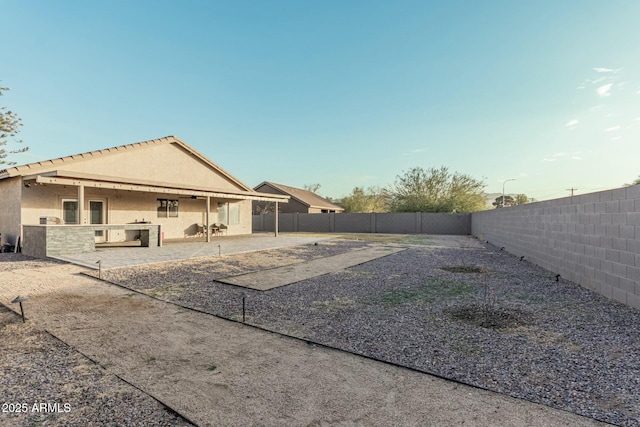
xmin=218 ymin=246 xmax=406 ymax=290
xmin=50 ymin=234 xmax=332 ymax=269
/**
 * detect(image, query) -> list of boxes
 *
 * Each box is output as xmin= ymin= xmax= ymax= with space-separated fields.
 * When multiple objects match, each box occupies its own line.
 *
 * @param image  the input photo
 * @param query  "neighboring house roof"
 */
xmin=254 ymin=182 xmax=344 ymax=211
xmin=0 ymin=136 xmax=289 ymax=203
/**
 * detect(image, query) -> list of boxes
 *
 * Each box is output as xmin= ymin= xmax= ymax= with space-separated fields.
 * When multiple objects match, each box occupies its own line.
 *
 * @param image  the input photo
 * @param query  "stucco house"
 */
xmin=253 ymin=181 xmax=344 ymax=214
xmin=0 ymin=136 xmax=288 ymax=256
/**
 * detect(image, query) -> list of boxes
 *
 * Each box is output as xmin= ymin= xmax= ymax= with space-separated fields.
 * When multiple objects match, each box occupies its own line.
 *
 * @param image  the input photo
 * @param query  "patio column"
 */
xmin=206 ymin=196 xmax=211 ymax=243
xmin=77 ymin=185 xmax=85 ymax=224
xmin=274 ymin=201 xmax=279 ymax=237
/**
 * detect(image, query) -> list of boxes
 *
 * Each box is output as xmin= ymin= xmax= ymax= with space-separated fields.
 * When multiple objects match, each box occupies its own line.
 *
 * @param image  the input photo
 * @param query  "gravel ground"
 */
xmin=100 ymin=238 xmax=640 ymax=427
xmin=0 ymin=256 xmax=193 ymax=427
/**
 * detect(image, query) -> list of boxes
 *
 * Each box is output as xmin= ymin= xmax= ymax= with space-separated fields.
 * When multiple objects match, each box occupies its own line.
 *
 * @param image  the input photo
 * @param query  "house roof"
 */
xmin=1 ymin=136 xmax=289 ymax=203
xmin=0 ymin=136 xmax=249 ymax=190
xmin=254 ymin=182 xmax=344 ymax=211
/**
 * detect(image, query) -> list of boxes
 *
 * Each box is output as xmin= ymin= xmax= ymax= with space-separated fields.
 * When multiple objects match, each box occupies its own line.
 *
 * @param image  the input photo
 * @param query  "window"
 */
xmin=62 ymin=199 xmax=78 ymax=224
xmin=217 ymin=202 xmax=227 ymax=225
xmin=229 ymin=203 xmax=240 ymax=225
xmin=218 ymin=202 xmax=240 ymax=225
xmin=157 ymin=199 xmax=179 ymax=218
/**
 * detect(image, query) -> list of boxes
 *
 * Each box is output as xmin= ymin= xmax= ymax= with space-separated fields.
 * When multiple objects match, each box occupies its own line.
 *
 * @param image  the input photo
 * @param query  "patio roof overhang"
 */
xmin=24 ymin=170 xmax=289 ymax=203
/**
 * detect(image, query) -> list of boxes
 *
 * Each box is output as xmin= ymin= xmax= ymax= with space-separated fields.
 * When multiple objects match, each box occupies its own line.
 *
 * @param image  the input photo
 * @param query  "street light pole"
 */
xmin=502 ymin=179 xmax=516 ymax=208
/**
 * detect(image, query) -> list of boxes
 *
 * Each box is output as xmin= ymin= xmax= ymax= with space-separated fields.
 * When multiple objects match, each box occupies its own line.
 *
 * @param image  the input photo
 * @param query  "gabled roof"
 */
xmin=255 ymin=181 xmax=344 ymax=211
xmin=1 ymin=136 xmax=289 ymax=203
xmin=0 ymin=135 xmax=251 ymax=191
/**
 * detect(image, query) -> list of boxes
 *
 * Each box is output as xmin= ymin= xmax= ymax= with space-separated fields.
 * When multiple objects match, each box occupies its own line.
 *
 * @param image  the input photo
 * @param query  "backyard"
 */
xmin=91 ymin=234 xmax=640 ymax=427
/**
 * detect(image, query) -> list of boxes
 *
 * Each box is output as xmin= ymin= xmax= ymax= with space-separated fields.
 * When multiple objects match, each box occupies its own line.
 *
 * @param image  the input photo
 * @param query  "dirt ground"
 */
xmin=0 ymin=253 xmax=607 ymax=426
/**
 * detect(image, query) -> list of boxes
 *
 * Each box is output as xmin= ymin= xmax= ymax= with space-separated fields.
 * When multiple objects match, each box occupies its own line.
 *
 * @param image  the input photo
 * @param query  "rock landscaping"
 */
xmin=99 ymin=237 xmax=640 ymax=427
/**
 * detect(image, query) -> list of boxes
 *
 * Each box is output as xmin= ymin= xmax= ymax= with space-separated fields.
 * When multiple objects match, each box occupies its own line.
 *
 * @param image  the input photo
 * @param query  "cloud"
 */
xmin=543 ymin=151 xmax=583 ymax=163
xmin=604 ymin=126 xmax=620 ymax=132
xmin=542 ymin=153 xmax=568 ymax=162
xmin=611 ymin=136 xmax=622 ymax=141
xmin=596 ymin=83 xmax=613 ymax=96
xmin=593 ymin=67 xmax=620 ymax=73
xmin=565 ymin=119 xmax=579 ymax=128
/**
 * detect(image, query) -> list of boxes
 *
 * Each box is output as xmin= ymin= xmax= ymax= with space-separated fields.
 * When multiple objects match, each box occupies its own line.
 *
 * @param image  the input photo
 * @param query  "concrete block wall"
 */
xmin=298 ymin=213 xmax=332 ymax=232
xmin=252 ymin=212 xmax=472 ymax=235
xmin=375 ymin=213 xmax=417 ymax=233
xmin=471 ymin=185 xmax=640 ymax=309
xmin=421 ymin=213 xmax=471 ymax=234
xmin=335 ymin=213 xmax=373 ymax=233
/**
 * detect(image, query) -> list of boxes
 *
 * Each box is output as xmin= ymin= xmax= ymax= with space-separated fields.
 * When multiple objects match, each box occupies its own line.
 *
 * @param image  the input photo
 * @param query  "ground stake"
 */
xmin=11 ymin=296 xmax=28 ymax=323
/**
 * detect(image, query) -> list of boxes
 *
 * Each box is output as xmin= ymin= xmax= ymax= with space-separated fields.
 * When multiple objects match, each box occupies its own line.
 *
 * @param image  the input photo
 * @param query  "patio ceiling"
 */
xmin=25 ymin=171 xmax=289 ymax=203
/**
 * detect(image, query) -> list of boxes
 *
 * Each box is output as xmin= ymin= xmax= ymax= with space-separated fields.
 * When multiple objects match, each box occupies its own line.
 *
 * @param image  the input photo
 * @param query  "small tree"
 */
xmin=514 ymin=194 xmax=529 ymax=205
xmin=0 ymin=85 xmax=28 ymax=165
xmin=341 ymin=186 xmax=389 ymax=213
xmin=388 ymin=166 xmax=485 ymax=213
xmin=493 ymin=193 xmax=529 ymax=208
xmin=493 ymin=195 xmax=514 ymax=208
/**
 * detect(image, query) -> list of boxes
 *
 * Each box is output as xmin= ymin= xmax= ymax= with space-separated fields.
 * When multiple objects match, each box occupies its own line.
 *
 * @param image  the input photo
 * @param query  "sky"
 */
xmin=2 ymin=0 xmax=639 ymax=201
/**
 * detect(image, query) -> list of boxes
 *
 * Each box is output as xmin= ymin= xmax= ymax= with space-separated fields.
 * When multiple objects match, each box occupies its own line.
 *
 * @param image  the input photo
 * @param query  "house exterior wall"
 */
xmin=0 ymin=177 xmax=22 ymax=244
xmin=282 ymin=199 xmax=310 ymax=214
xmin=253 ymin=184 xmax=305 ymax=213
xmin=254 ymin=198 xmax=309 ymax=214
xmin=52 ymin=143 xmax=246 ymax=192
xmin=20 ymin=184 xmax=252 ymax=240
xmin=471 ymin=185 xmax=640 ymax=310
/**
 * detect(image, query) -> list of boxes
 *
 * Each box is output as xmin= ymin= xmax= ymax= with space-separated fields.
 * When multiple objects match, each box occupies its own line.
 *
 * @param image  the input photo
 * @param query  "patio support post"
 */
xmin=77 ymin=185 xmax=85 ymax=224
xmin=206 ymin=195 xmax=211 ymax=243
xmin=274 ymin=201 xmax=279 ymax=237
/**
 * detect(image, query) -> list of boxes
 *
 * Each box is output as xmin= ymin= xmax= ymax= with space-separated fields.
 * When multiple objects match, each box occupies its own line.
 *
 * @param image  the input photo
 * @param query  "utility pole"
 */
xmin=567 ymin=188 xmax=578 ymax=196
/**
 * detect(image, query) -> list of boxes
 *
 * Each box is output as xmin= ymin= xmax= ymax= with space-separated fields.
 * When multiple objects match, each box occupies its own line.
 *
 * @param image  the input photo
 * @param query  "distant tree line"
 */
xmin=338 ymin=166 xmax=490 ymax=214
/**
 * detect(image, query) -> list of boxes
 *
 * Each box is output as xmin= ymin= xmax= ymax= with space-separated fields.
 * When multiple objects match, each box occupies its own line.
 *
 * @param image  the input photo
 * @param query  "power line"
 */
xmin=566 ymin=188 xmax=578 ymax=196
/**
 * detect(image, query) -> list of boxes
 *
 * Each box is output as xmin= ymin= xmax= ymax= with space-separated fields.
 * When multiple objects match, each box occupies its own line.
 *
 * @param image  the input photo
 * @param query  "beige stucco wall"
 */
xmin=20 ymin=184 xmax=252 ymax=240
xmin=0 ymin=176 xmax=22 ymax=244
xmin=32 ymin=142 xmax=246 ymax=192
